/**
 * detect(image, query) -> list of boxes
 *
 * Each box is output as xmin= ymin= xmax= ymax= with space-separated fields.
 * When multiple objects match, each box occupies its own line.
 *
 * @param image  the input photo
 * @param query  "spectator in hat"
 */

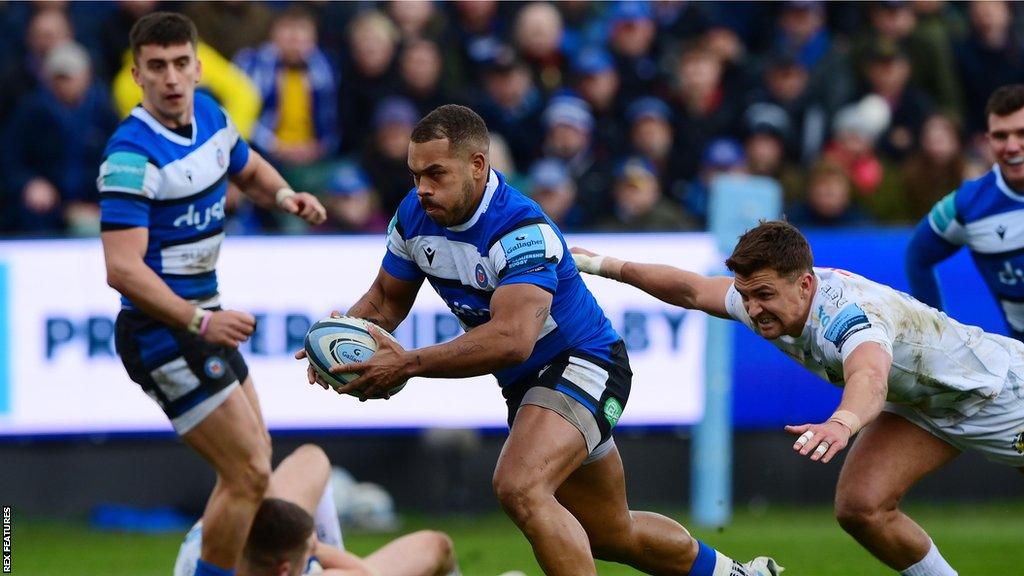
xmin=851 ymin=0 xmax=963 ymax=120
xmin=1 ymin=41 xmax=117 ymax=235
xmin=787 ymin=160 xmax=873 ymax=227
xmin=572 ymin=45 xmax=627 ymax=162
xmin=360 ymin=97 xmax=421 ymax=216
xmin=319 ymin=163 xmax=388 ymax=233
xmin=605 ymin=0 xmax=661 ymax=105
xmin=234 ymin=6 xmax=339 ymax=170
xmin=676 ymin=138 xmax=749 ymax=226
xmin=774 ymin=0 xmax=854 ymax=113
xmin=860 ymin=38 xmax=935 ymax=162
xmin=742 ymin=104 xmax=805 ymax=203
xmin=823 ymin=95 xmax=908 ymax=222
xmin=474 ymin=45 xmax=545 ymax=169
xmin=527 ymin=158 xmax=583 ymax=231
xmin=449 ymin=0 xmax=513 ymax=87
xmin=0 ymin=7 xmax=73 ymax=123
xmin=824 ymin=95 xmax=889 ymax=194
xmin=668 ymin=44 xmax=744 ymax=182
xmin=746 ymin=51 xmax=829 ymax=162
xmin=338 ymin=10 xmax=401 ymax=155
xmin=542 ymin=94 xmax=613 ymax=225
xmin=624 ymin=96 xmax=685 ymax=196
xmin=513 ymin=2 xmax=567 ymax=95
xmin=598 ymin=157 xmax=699 ymax=232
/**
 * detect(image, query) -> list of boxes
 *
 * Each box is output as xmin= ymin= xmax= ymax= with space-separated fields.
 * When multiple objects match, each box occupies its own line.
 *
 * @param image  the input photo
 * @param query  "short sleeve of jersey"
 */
xmin=381 ymin=213 xmax=425 ymax=281
xmin=823 ymin=303 xmax=893 ymax=362
xmin=488 ymin=221 xmax=563 ymax=293
xmin=221 ymin=105 xmax=250 ymax=175
xmin=98 ymin=149 xmax=160 ymax=228
xmin=926 ymin=191 xmax=967 ymax=245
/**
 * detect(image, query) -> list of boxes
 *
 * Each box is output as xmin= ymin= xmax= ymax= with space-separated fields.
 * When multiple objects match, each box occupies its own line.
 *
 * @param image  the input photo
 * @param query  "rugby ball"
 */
xmin=303 ymin=316 xmax=407 ymax=397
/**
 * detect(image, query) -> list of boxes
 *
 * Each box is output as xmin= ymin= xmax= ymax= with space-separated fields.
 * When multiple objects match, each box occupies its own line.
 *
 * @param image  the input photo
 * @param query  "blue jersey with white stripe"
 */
xmin=912 ymin=165 xmax=1024 ymax=337
xmin=383 ymin=170 xmax=620 ymax=387
xmin=98 ymin=93 xmax=250 ymax=309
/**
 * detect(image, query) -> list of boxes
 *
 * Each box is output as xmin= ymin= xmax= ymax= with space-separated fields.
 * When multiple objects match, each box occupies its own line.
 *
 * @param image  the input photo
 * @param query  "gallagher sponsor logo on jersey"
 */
xmin=823 ymin=303 xmax=871 ymax=351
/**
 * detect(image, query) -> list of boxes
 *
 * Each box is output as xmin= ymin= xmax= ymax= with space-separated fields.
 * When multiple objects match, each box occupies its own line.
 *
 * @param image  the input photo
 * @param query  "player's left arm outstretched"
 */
xmin=785 ymin=342 xmax=891 ymax=463
xmin=230 ymin=148 xmax=326 ymax=225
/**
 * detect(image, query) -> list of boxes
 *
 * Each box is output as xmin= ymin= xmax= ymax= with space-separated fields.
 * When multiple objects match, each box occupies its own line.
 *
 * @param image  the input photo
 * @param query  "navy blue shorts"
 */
xmin=115 ymin=308 xmax=248 ymax=434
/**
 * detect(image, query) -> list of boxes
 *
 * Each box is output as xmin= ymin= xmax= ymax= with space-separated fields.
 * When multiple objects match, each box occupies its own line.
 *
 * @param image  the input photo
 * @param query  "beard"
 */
xmin=424 ymin=176 xmax=478 ymax=227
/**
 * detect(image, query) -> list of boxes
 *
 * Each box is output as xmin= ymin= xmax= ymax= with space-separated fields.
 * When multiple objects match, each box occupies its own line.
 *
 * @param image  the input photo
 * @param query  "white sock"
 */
xmin=313 ymin=479 xmax=343 ymax=549
xmin=900 ymin=540 xmax=957 ymax=576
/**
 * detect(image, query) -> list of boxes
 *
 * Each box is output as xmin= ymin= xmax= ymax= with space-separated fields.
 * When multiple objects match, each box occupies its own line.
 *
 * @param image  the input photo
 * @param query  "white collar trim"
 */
xmin=447 ymin=169 xmax=499 ymax=232
xmin=130 ymin=106 xmax=197 ymax=146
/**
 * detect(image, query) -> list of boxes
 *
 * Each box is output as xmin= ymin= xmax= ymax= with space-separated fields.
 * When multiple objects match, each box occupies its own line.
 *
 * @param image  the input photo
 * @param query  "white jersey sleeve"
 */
xmin=819 ymin=302 xmax=893 ymax=363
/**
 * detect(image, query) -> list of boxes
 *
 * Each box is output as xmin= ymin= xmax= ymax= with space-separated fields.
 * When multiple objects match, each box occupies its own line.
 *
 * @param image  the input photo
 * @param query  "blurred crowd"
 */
xmin=1 ymin=0 xmax=1021 ymax=237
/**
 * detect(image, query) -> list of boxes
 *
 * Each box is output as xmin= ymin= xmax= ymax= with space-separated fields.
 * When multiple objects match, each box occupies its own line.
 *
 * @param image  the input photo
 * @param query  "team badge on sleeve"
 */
xmin=824 ymin=304 xmax=871 ymax=351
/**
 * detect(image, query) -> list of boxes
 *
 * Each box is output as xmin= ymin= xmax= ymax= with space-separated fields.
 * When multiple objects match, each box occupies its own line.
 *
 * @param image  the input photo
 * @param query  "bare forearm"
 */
xmin=233 ymin=154 xmax=289 ymax=209
xmin=109 ymin=262 xmax=196 ymax=328
xmin=347 ymin=290 xmax=406 ymax=333
xmin=403 ymin=323 xmax=530 ymax=379
xmin=619 ymin=261 xmax=701 ymax=309
xmin=836 ymin=372 xmax=888 ymax=428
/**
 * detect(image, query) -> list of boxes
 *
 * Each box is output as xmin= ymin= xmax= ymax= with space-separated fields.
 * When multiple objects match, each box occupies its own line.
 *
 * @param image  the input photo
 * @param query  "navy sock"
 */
xmin=688 ymin=540 xmax=718 ymax=576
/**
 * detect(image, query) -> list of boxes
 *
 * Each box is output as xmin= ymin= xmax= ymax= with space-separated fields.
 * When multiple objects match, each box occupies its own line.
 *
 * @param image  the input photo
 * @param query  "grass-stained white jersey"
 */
xmin=726 ymin=267 xmax=1022 ymax=426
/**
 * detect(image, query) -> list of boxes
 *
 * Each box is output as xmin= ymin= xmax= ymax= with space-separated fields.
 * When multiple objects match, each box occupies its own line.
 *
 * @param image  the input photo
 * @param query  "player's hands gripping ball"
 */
xmin=295 ymin=314 xmax=408 ymax=400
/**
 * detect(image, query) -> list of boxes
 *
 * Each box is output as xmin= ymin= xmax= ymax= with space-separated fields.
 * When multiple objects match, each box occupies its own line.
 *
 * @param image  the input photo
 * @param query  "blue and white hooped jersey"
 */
xmin=928 ymin=165 xmax=1024 ymax=333
xmin=98 ymin=93 xmax=250 ymax=309
xmin=382 ymin=169 xmax=621 ymax=387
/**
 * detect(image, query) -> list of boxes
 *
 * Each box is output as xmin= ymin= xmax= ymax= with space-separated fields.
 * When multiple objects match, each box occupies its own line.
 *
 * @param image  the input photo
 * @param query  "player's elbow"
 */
xmin=497 ymin=328 xmax=536 ymax=364
xmin=105 ymin=264 xmax=131 ymax=293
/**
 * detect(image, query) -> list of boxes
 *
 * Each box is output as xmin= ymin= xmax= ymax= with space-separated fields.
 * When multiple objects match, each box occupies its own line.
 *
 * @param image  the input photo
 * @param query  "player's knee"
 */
xmin=492 ymin=475 xmax=542 ymax=525
xmin=223 ymin=453 xmax=272 ymax=502
xmin=834 ymin=489 xmax=891 ymax=533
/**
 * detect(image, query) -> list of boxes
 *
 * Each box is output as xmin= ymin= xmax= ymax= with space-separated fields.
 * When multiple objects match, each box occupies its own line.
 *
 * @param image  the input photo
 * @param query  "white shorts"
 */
xmin=884 ymin=377 xmax=1024 ymax=467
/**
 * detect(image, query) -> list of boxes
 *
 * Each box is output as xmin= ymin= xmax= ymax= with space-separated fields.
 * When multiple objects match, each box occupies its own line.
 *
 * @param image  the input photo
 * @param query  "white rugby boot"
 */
xmin=742 ymin=556 xmax=785 ymax=576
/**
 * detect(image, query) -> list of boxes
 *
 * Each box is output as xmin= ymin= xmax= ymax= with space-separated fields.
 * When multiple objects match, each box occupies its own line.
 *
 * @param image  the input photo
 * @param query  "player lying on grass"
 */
xmin=174 ymin=444 xmax=461 ymax=576
xmin=573 ymin=220 xmax=1024 ymax=576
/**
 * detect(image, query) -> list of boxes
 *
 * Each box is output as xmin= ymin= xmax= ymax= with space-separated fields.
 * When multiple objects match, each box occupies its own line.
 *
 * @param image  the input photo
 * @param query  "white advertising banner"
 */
xmin=0 ymin=234 xmax=716 ymax=436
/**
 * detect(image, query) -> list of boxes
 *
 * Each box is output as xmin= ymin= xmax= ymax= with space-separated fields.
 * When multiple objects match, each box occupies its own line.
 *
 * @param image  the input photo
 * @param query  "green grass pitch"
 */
xmin=11 ymin=501 xmax=1024 ymax=575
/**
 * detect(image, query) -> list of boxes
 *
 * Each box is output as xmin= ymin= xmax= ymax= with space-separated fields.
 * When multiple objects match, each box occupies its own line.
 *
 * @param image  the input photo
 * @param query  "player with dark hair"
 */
xmin=907 ymin=84 xmax=1024 ymax=341
xmin=297 ymin=104 xmax=781 ymax=576
xmin=174 ymin=444 xmax=462 ymax=576
xmin=99 ymin=11 xmax=325 ymax=576
xmin=574 ymin=220 xmax=1024 ymax=576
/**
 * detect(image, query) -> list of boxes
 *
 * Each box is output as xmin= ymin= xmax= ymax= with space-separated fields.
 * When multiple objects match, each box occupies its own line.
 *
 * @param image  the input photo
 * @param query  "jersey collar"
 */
xmin=130 ymin=105 xmax=198 ymax=147
xmin=447 ymin=169 xmax=500 ymax=232
xmin=993 ymin=163 xmax=1024 ymax=202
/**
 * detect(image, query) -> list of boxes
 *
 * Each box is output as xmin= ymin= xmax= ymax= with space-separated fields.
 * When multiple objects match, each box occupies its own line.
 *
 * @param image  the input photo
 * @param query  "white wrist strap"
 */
xmin=275 ymin=188 xmax=296 ymax=206
xmin=572 ymin=253 xmax=606 ymax=276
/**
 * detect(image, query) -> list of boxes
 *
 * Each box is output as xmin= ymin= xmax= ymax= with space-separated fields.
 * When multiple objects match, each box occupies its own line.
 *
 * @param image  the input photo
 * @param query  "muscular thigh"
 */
xmin=494 ymin=404 xmax=589 ymax=492
xmin=182 ymin=385 xmax=270 ymax=476
xmin=837 ymin=412 xmax=961 ymax=507
xmin=554 ymin=446 xmax=634 ymax=544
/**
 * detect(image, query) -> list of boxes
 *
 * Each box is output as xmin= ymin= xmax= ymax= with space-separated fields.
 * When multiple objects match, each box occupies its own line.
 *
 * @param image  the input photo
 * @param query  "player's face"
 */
xmin=733 ymin=268 xmax=815 ymax=340
xmin=408 ymin=138 xmax=486 ymax=227
xmin=987 ymin=107 xmax=1024 ymax=189
xmin=132 ymin=42 xmax=201 ymax=127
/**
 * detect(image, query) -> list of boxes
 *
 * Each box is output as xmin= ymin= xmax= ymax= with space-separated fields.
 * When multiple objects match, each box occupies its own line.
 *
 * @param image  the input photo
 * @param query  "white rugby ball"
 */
xmin=303 ymin=316 xmax=406 ymax=397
